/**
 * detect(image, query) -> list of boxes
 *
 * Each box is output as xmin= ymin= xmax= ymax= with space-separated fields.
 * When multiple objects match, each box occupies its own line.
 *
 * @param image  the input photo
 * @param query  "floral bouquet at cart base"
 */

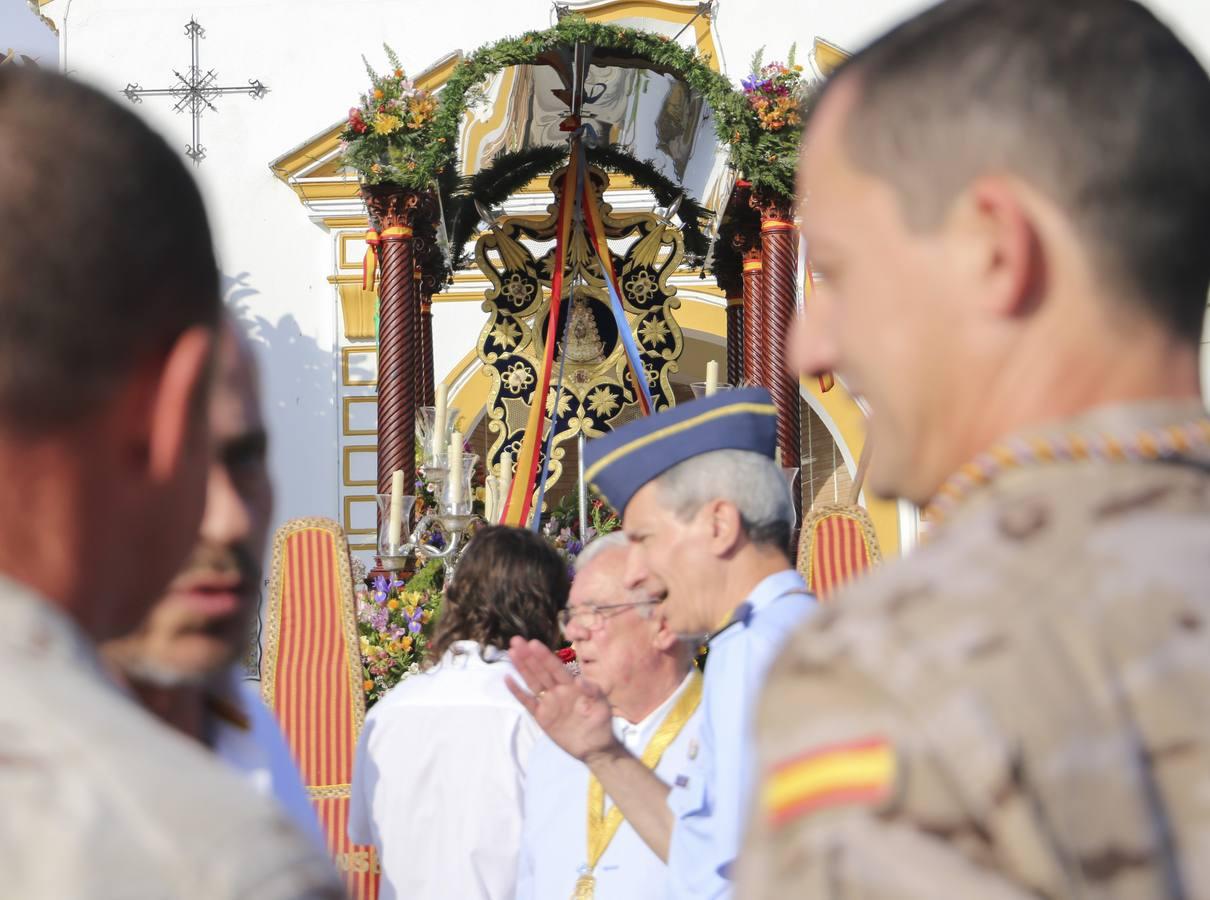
xmin=356 ymin=574 xmax=442 ymax=707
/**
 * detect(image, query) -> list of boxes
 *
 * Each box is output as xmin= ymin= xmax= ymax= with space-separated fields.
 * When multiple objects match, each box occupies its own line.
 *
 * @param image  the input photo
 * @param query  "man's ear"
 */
xmin=651 ymin=613 xmax=680 ymax=652
xmin=700 ymin=498 xmax=744 ymax=558
xmin=145 ymin=326 xmax=215 ymax=482
xmin=957 ymin=175 xmax=1045 ymax=319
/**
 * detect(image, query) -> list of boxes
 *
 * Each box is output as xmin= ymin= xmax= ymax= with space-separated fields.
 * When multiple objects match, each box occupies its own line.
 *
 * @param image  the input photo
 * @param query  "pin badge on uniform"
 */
xmin=675 ymin=774 xmax=689 ymax=788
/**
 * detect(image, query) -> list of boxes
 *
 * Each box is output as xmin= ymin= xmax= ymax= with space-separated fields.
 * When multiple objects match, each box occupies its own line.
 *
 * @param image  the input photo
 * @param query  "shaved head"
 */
xmin=828 ymin=0 xmax=1210 ymax=341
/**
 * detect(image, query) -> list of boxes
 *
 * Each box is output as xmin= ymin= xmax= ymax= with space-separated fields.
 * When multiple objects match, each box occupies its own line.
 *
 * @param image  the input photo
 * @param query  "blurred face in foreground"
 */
xmin=105 ymin=327 xmax=271 ymax=685
xmin=793 ymin=79 xmax=1010 ymax=504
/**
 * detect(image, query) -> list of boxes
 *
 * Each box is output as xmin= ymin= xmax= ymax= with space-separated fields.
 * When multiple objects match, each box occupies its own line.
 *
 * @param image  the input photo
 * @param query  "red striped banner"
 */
xmin=262 ymin=518 xmax=378 ymax=900
xmin=802 ymin=506 xmax=879 ymax=600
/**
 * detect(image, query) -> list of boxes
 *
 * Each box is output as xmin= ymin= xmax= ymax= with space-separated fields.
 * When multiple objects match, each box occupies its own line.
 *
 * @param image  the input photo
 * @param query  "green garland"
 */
xmin=342 ymin=15 xmax=802 ymax=203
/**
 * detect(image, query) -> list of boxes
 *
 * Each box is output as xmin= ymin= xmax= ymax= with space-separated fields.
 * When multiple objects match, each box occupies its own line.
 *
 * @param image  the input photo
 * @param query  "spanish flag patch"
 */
xmin=762 ymin=736 xmax=895 ymax=827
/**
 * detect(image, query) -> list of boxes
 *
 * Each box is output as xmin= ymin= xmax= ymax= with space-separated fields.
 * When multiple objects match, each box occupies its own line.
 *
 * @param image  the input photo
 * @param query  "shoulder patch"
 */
xmin=761 ymin=736 xmax=895 ymax=827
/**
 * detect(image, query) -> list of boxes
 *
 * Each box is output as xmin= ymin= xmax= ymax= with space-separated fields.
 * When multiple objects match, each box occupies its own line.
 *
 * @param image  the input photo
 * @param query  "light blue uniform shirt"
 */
xmin=665 ymin=569 xmax=815 ymax=899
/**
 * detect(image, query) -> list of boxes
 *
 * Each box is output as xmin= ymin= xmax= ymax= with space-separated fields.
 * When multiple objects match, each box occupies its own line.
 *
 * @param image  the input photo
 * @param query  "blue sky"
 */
xmin=1 ymin=0 xmax=58 ymax=65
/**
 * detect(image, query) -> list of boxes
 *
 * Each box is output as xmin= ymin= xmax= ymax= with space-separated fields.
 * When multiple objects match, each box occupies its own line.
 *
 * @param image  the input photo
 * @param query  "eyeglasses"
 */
xmin=557 ymin=598 xmax=664 ymax=635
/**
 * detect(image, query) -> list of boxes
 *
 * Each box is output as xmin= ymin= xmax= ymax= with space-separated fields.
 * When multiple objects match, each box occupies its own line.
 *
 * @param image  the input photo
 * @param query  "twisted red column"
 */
xmin=376 ymin=229 xmax=416 ymax=496
xmin=363 ymin=186 xmax=420 ymax=502
xmin=420 ymin=295 xmax=435 ymax=408
xmin=759 ymin=213 xmax=802 ymax=529
xmin=742 ymin=250 xmax=764 ymax=387
xmin=726 ymin=293 xmax=743 ymax=388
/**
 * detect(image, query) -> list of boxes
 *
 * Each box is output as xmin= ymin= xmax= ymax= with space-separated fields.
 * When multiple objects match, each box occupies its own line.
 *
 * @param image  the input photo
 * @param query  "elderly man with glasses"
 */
xmin=516 ymin=532 xmax=701 ymax=900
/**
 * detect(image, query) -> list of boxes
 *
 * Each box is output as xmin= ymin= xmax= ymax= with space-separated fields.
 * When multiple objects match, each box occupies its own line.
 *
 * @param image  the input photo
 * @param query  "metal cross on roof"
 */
xmin=122 ymin=18 xmax=267 ymax=165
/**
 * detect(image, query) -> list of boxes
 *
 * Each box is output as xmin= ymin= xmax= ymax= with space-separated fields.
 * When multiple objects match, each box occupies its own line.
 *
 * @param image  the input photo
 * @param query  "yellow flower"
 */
xmin=421 ymin=611 xmax=432 ymax=625
xmin=363 ymin=679 xmax=374 ymax=692
xmin=388 ymin=598 xmax=399 ymax=610
xmin=404 ymin=605 xmax=417 ymax=618
xmin=359 ymin=636 xmax=371 ymax=653
xmin=406 ymin=592 xmax=422 ymax=605
xmin=399 ymin=635 xmax=414 ymax=651
xmin=373 ymin=113 xmax=402 ymax=135
xmin=474 ymin=486 xmax=486 ymax=503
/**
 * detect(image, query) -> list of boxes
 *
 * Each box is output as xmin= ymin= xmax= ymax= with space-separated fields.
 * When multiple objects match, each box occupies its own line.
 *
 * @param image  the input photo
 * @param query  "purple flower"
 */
xmin=369 ymin=606 xmax=390 ymax=632
xmin=430 ymin=531 xmax=446 ymax=550
xmin=566 ymin=539 xmax=583 ymax=557
xmin=373 ymin=574 xmax=390 ymax=593
xmin=741 ymin=74 xmax=758 ymax=91
xmin=405 ymin=605 xmax=424 ymax=634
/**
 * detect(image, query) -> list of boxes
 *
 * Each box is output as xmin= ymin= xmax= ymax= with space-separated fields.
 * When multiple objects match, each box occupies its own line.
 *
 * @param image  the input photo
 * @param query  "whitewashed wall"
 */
xmin=37 ymin=0 xmax=1210 ymax=538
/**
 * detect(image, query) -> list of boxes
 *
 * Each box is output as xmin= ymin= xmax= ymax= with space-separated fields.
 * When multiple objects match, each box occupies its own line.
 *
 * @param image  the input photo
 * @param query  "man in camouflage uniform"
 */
xmin=0 ymin=68 xmax=341 ymax=897
xmin=738 ymin=1 xmax=1210 ymax=897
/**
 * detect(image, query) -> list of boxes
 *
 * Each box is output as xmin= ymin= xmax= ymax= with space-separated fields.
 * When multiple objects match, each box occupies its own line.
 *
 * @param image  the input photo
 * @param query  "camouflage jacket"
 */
xmin=0 ymin=579 xmax=344 ymax=899
xmin=738 ymin=401 xmax=1210 ymax=899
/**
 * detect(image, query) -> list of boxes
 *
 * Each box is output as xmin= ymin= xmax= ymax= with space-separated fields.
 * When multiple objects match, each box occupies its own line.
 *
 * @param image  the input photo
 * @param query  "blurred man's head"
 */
xmin=0 ymin=68 xmax=219 ymax=638
xmin=621 ymin=449 xmax=794 ymax=637
xmin=104 ymin=324 xmax=271 ymax=686
xmin=794 ymin=0 xmax=1210 ymax=505
xmin=561 ymin=534 xmax=691 ymax=719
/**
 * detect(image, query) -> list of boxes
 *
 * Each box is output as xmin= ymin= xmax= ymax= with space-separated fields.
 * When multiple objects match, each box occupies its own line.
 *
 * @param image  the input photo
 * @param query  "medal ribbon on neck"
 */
xmin=573 ymin=672 xmax=703 ymax=899
xmin=925 ymin=418 xmax=1210 ymax=526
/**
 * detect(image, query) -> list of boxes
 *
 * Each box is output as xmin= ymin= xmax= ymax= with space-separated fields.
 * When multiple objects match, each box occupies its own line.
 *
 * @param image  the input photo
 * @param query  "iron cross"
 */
xmin=122 ymin=18 xmax=267 ymax=165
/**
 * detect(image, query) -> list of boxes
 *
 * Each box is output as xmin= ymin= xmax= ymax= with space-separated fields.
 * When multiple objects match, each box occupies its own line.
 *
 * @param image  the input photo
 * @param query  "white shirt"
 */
xmin=516 ymin=671 xmax=702 ymax=900
xmin=213 ymin=676 xmax=328 ymax=852
xmin=349 ymin=641 xmax=539 ymax=900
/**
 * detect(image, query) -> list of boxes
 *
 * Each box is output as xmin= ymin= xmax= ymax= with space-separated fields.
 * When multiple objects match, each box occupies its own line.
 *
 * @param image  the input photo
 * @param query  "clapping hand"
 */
xmin=506 ymin=637 xmax=617 ymax=762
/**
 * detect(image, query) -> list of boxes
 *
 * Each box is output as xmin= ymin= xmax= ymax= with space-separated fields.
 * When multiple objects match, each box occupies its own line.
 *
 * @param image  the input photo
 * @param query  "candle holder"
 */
xmin=781 ymin=465 xmax=800 ymax=523
xmin=416 ymin=405 xmax=437 ymax=448
xmin=690 ymin=382 xmax=734 ymax=399
xmin=441 ymin=452 xmax=478 ymax=517
xmin=376 ymin=493 xmax=417 ymax=571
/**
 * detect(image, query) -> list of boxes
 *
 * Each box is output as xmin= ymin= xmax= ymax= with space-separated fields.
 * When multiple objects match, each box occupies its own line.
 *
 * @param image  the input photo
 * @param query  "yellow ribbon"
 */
xmin=362 ymin=229 xmax=379 ymax=291
xmin=576 ymin=672 xmax=703 ymax=899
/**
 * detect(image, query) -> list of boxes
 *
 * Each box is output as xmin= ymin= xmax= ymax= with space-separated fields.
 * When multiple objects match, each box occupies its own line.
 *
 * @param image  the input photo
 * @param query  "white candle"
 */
xmin=449 ymin=431 xmax=464 ymax=507
xmin=705 ymin=360 xmax=719 ymax=397
xmin=433 ymin=383 xmax=448 ymax=461
xmin=498 ymin=451 xmax=513 ymax=518
xmin=388 ymin=469 xmax=404 ymax=549
xmin=775 ymin=447 xmax=783 ymax=467
xmin=484 ymin=475 xmax=497 ymax=523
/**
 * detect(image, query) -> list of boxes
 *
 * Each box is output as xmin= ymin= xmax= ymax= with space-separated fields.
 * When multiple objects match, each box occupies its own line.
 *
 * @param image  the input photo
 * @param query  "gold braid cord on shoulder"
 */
xmin=261 ymin=517 xmax=380 ymax=896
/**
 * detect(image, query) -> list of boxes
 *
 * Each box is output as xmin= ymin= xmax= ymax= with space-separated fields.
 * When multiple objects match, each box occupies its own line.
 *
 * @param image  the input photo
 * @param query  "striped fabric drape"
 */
xmin=261 ymin=518 xmax=378 ymax=900
xmin=799 ymin=505 xmax=882 ymax=600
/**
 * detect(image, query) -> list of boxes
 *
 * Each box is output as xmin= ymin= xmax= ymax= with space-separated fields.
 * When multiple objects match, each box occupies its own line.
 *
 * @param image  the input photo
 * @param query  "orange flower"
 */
xmin=394 ymin=68 xmax=404 ymax=78
xmin=388 ymin=598 xmax=399 ymax=610
xmin=373 ymin=88 xmax=384 ymax=100
xmin=363 ymin=679 xmax=374 ymax=692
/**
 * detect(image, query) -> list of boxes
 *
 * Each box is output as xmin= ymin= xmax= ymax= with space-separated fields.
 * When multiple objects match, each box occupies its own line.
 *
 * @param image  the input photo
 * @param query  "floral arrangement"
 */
xmin=544 ymin=495 xmax=622 ymax=570
xmin=357 ymin=573 xmax=443 ymax=707
xmin=742 ymin=52 xmax=807 ymax=132
xmin=341 ymin=45 xmax=447 ymax=189
xmin=731 ymin=46 xmax=810 ymax=200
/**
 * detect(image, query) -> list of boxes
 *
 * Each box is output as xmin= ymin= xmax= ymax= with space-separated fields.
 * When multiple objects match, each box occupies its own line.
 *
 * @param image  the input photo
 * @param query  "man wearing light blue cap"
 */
xmin=508 ymin=386 xmax=816 ymax=899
